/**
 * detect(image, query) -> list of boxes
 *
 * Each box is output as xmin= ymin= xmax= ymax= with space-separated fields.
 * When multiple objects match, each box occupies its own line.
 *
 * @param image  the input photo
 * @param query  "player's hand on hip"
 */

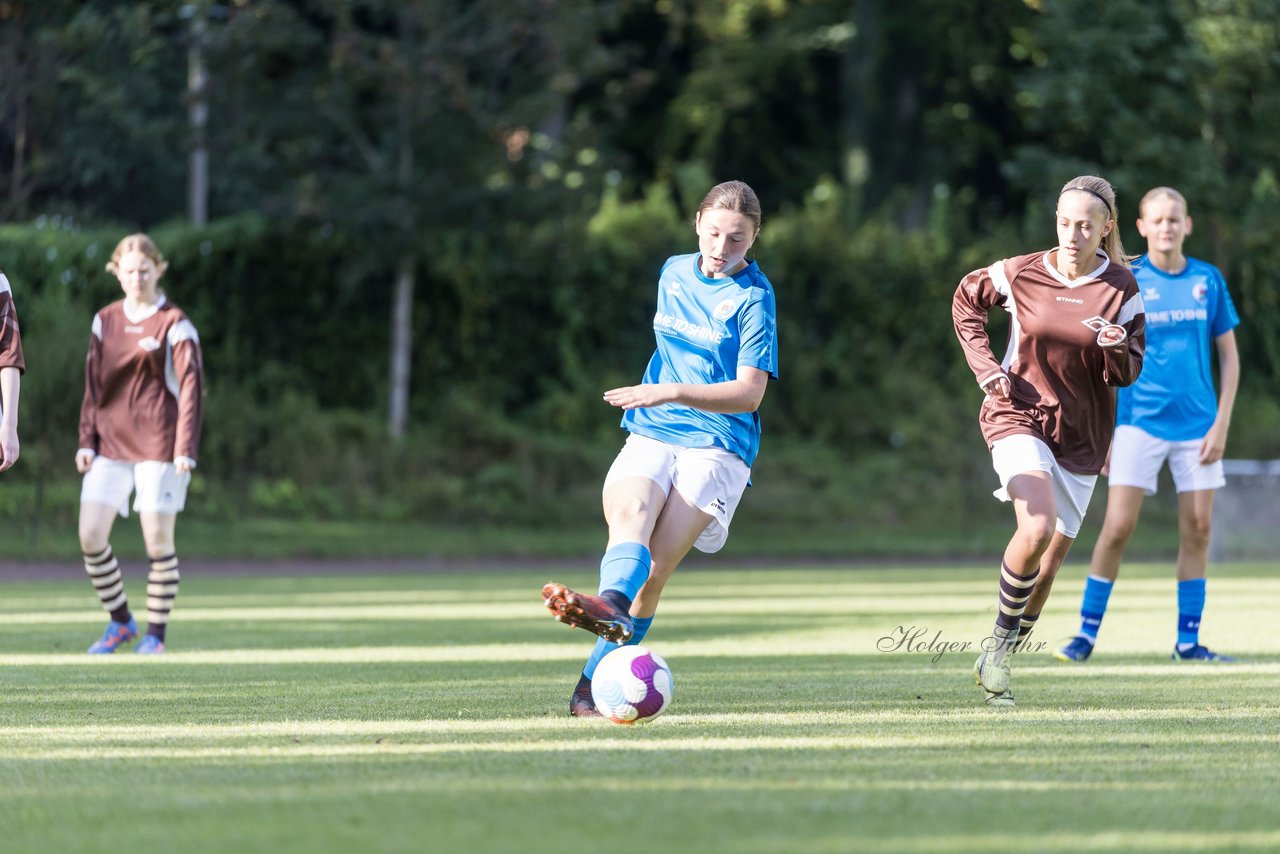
xmin=75 ymin=448 xmax=96 ymax=474
xmin=982 ymin=375 xmax=1011 ymax=402
xmin=1096 ymin=324 xmax=1127 ymax=348
xmin=175 ymin=456 xmax=195 ymax=474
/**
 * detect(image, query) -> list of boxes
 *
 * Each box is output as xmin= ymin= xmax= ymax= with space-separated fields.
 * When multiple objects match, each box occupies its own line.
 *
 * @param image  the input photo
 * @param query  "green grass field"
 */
xmin=2 ymin=562 xmax=1278 ymax=853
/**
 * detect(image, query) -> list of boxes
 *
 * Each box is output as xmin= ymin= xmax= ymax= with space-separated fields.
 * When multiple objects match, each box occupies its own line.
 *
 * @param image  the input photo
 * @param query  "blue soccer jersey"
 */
xmin=1116 ymin=255 xmax=1239 ymax=441
xmin=622 ymin=253 xmax=779 ymax=466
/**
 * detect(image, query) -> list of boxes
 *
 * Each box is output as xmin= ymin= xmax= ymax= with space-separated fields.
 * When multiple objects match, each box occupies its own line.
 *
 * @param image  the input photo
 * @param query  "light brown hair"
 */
xmin=106 ymin=233 xmax=169 ymax=278
xmin=1059 ymin=175 xmax=1133 ymax=265
xmin=696 ymin=181 xmax=762 ymax=235
xmin=1138 ymin=186 xmax=1189 ymax=219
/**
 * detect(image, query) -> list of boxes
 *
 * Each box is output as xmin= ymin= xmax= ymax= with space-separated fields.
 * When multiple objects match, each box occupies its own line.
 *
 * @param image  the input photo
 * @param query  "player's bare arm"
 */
xmin=1201 ymin=329 xmax=1240 ymax=464
xmin=0 ymin=365 xmax=18 ymax=472
xmin=604 ymin=366 xmax=769 ymax=413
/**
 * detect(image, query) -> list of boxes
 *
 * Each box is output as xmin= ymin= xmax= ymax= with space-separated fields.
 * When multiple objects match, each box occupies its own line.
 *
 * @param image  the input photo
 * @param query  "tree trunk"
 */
xmin=387 ymin=254 xmax=415 ymax=440
xmin=187 ymin=10 xmax=209 ymax=227
xmin=9 ymin=71 xmax=27 ymax=220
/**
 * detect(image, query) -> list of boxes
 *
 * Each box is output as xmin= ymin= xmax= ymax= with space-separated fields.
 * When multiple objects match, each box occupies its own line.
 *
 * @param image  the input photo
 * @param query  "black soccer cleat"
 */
xmin=569 ymin=678 xmax=602 ymax=718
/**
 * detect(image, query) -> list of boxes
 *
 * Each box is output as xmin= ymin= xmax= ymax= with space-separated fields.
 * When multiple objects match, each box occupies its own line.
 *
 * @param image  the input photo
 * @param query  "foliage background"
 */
xmin=0 ymin=0 xmax=1277 ymax=556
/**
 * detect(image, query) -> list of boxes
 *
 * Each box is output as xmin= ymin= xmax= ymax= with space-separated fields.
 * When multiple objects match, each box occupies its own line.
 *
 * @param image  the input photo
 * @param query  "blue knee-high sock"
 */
xmin=582 ymin=616 xmax=654 ymax=679
xmin=1078 ymin=575 xmax=1115 ymax=642
xmin=598 ymin=543 xmax=652 ymax=601
xmin=1177 ymin=578 xmax=1206 ymax=648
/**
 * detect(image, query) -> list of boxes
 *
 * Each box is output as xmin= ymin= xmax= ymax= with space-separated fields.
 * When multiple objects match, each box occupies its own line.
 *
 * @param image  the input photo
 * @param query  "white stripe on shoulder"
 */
xmin=987 ymin=261 xmax=1012 ymax=297
xmin=0 ymin=273 xmax=10 ymax=295
xmin=91 ymin=314 xmax=103 ymax=340
xmin=168 ymin=318 xmax=200 ymax=345
xmin=1117 ymin=292 xmax=1145 ymax=326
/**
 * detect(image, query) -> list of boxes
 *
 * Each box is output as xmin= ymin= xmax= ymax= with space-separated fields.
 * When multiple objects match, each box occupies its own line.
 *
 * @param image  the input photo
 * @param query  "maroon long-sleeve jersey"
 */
xmin=78 ymin=297 xmax=204 ymax=464
xmin=953 ymin=250 xmax=1145 ymax=475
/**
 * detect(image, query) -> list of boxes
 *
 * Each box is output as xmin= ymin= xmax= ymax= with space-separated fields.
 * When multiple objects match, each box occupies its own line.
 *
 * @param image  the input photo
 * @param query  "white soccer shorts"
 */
xmin=1107 ymin=424 xmax=1226 ymax=495
xmin=603 ymin=433 xmax=751 ymax=554
xmin=81 ymin=457 xmax=191 ymax=517
xmin=990 ymin=434 xmax=1097 ymax=538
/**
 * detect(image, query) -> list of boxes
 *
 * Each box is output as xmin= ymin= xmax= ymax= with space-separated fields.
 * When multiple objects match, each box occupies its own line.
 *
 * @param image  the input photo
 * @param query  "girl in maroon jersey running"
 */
xmin=952 ymin=175 xmax=1145 ymax=706
xmin=0 ymin=271 xmax=25 ymax=473
xmin=77 ymin=234 xmax=204 ymax=655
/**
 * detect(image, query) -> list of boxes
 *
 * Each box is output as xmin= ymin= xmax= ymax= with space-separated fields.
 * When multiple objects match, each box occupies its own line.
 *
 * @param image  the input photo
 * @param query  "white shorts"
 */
xmin=1107 ymin=424 xmax=1226 ymax=495
xmin=603 ymin=433 xmax=751 ymax=554
xmin=81 ymin=457 xmax=191 ymax=518
xmin=990 ymin=434 xmax=1097 ymax=538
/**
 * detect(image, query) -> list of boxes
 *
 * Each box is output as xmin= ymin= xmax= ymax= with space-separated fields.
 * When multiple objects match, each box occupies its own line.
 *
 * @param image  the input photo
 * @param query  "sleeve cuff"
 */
xmin=977 ymin=370 xmax=1006 ymax=388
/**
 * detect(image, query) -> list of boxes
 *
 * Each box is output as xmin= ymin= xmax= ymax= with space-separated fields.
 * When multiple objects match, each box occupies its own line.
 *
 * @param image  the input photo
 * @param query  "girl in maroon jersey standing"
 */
xmin=77 ymin=234 xmax=204 ymax=655
xmin=0 ymin=271 xmax=25 ymax=473
xmin=952 ymin=175 xmax=1146 ymax=705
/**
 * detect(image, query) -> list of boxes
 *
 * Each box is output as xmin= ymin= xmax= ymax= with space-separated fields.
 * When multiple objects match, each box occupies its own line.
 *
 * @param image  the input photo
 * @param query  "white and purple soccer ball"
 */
xmin=590 ymin=645 xmax=674 ymax=725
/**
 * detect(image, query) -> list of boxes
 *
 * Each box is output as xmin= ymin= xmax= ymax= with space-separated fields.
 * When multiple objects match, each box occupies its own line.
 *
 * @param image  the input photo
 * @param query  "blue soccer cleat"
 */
xmin=88 ymin=618 xmax=138 ymax=654
xmin=1171 ymin=644 xmax=1234 ymax=662
xmin=1053 ymin=634 xmax=1095 ymax=663
xmin=134 ymin=635 xmax=166 ymax=655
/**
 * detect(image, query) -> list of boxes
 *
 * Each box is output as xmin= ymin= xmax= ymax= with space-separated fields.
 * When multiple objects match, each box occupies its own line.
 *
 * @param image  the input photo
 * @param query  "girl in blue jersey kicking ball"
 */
xmin=541 ymin=180 xmax=779 ymax=717
xmin=1057 ymin=187 xmax=1241 ymax=664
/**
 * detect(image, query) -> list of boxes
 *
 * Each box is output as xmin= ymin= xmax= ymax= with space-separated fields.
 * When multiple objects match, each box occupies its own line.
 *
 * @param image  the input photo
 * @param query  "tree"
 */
xmin=217 ymin=0 xmax=609 ymax=438
xmin=0 ymin=2 xmax=70 ymax=221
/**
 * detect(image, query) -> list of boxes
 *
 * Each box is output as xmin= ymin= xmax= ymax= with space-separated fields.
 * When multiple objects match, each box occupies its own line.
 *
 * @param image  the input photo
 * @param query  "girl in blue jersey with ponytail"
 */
xmin=541 ymin=180 xmax=779 ymax=716
xmin=1057 ymin=187 xmax=1241 ymax=664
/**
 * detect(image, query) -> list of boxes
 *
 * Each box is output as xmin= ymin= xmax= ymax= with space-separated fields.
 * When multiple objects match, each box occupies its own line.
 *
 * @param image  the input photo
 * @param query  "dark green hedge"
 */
xmin=1 ymin=191 xmax=1276 ymax=536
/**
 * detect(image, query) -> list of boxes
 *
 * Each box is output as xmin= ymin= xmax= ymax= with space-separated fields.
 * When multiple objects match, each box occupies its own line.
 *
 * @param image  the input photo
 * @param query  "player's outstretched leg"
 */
xmin=541 ymin=582 xmax=634 ymax=643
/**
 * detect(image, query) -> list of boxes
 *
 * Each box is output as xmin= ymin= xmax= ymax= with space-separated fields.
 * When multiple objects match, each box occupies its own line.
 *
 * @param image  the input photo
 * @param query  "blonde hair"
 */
xmin=1059 ymin=175 xmax=1133 ymax=266
xmin=1138 ymin=186 xmax=1189 ymax=218
xmin=106 ymin=233 xmax=169 ymax=278
xmin=696 ymin=180 xmax=762 ymax=235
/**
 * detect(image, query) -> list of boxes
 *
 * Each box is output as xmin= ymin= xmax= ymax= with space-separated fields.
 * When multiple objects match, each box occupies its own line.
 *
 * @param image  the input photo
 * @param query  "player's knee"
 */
xmin=1099 ymin=518 xmax=1137 ymax=550
xmin=1016 ymin=518 xmax=1055 ymax=553
xmin=1181 ymin=513 xmax=1213 ymax=549
xmin=604 ymin=493 xmax=656 ymax=532
xmin=79 ymin=526 xmax=110 ymax=555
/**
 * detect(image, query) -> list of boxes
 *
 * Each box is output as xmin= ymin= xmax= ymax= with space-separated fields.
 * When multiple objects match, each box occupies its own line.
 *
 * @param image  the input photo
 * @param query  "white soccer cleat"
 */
xmin=973 ymin=649 xmax=1011 ymax=695
xmin=983 ymin=688 xmax=1016 ymax=707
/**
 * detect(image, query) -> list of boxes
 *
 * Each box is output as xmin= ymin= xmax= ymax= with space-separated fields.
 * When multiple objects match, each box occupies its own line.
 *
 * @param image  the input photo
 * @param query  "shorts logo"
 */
xmin=712 ymin=299 xmax=737 ymax=321
xmin=1080 ymin=316 xmax=1111 ymax=332
xmin=1192 ymin=283 xmax=1208 ymax=303
xmin=138 ymin=336 xmax=161 ymax=351
xmin=710 ymin=498 xmax=727 ymax=514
